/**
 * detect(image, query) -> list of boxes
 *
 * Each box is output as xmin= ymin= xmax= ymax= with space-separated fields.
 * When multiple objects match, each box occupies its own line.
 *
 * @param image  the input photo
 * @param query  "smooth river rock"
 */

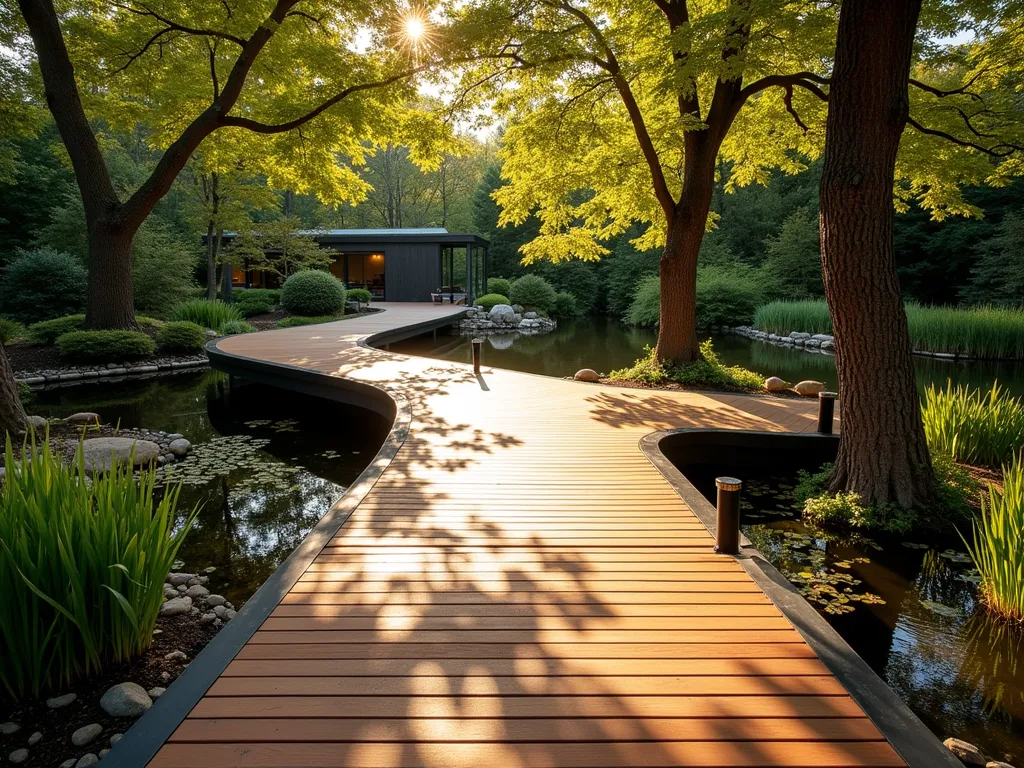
xmin=764 ymin=376 xmax=788 ymax=392
xmin=46 ymin=693 xmax=77 ymax=709
xmin=80 ymin=437 xmax=162 ymax=472
xmin=167 ymin=438 xmax=191 ymax=456
xmin=159 ymin=596 xmax=192 ymax=617
xmin=943 ymin=738 xmax=987 ymax=766
xmin=792 ymin=380 xmax=826 ymax=397
xmin=71 ymin=723 xmax=102 ymax=747
xmin=100 ymin=682 xmax=152 ymax=717
xmin=573 ymin=369 xmax=600 ymax=383
xmin=488 ymin=304 xmax=517 ymax=323
xmin=66 ymin=412 xmax=100 ymax=425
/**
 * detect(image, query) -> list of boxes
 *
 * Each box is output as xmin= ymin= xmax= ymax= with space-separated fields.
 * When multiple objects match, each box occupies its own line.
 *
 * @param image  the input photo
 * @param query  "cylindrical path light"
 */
xmin=714 ymin=476 xmax=742 ymax=555
xmin=472 ymin=338 xmax=483 ymax=374
xmin=817 ymin=391 xmax=838 ymax=435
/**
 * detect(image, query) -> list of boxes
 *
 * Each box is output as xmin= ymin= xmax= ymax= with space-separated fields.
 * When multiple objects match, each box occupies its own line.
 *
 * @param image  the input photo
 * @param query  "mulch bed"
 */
xmin=6 ymin=343 xmax=64 ymax=374
xmin=1 ymin=615 xmax=221 ymax=767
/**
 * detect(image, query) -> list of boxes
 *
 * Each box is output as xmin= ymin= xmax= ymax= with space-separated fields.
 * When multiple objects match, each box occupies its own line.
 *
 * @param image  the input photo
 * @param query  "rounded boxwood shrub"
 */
xmin=551 ymin=291 xmax=577 ymax=318
xmin=156 ymin=321 xmax=206 ymax=352
xmin=56 ymin=330 xmax=155 ymax=362
xmin=474 ymin=293 xmax=510 ymax=312
xmin=0 ymin=247 xmax=87 ymax=324
xmin=280 ymin=270 xmax=346 ymax=316
xmin=236 ymin=297 xmax=274 ymax=317
xmin=233 ymin=288 xmax=279 ymax=304
xmin=509 ymin=274 xmax=556 ymax=312
xmin=27 ymin=314 xmax=86 ymax=344
xmin=347 ymin=288 xmax=373 ymax=306
xmin=220 ymin=320 xmax=256 ymax=334
xmin=487 ymin=277 xmax=512 ymax=298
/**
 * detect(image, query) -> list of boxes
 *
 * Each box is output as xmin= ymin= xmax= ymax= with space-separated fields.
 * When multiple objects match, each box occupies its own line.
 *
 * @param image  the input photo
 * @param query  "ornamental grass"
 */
xmin=966 ymin=458 xmax=1024 ymax=623
xmin=0 ymin=432 xmax=197 ymax=700
xmin=922 ymin=381 xmax=1024 ymax=467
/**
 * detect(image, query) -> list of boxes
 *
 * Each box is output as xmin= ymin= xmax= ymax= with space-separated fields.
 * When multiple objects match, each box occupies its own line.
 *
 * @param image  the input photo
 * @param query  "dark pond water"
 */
xmin=392 ymin=316 xmax=1024 ymax=396
xmin=679 ymin=460 xmax=1024 ymax=765
xmin=29 ymin=370 xmax=389 ymax=607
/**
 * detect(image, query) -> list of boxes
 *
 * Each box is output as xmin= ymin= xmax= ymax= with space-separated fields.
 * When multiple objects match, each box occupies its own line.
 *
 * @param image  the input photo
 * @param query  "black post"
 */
xmin=817 ymin=391 xmax=838 ymax=435
xmin=714 ymin=477 xmax=742 ymax=555
xmin=472 ymin=338 xmax=483 ymax=374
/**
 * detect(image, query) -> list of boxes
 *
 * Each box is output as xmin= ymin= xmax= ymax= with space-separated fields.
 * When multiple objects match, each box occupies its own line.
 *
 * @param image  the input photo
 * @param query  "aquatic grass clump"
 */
xmin=753 ymin=300 xmax=833 ymax=335
xmin=922 ymin=381 xmax=1024 ymax=467
xmin=609 ymin=340 xmax=763 ymax=391
xmin=965 ymin=458 xmax=1024 ymax=622
xmin=0 ymin=433 xmax=197 ymax=700
xmin=753 ymin=300 xmax=1024 ymax=358
xmin=171 ymin=299 xmax=243 ymax=331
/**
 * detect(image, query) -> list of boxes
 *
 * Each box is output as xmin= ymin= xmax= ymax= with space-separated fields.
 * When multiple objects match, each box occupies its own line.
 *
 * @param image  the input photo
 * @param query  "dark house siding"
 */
xmin=383 ymin=243 xmax=441 ymax=302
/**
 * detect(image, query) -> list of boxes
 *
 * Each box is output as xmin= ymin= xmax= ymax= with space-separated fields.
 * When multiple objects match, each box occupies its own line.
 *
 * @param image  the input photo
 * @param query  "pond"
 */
xmin=678 ymin=458 xmax=1024 ymax=766
xmin=391 ymin=315 xmax=1024 ymax=396
xmin=29 ymin=370 xmax=390 ymax=607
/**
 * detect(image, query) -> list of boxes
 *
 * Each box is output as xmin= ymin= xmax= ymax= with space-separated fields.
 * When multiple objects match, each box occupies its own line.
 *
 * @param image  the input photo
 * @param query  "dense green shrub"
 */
xmin=233 ymin=288 xmax=280 ymax=304
xmin=0 ymin=247 xmax=87 ymax=324
xmin=625 ymin=275 xmax=660 ymax=326
xmin=220 ymin=320 xmax=256 ymax=334
xmin=0 ymin=434 xmax=196 ymax=699
xmin=487 ymin=277 xmax=512 ymax=297
xmin=922 ymin=381 xmax=1024 ymax=467
xmin=967 ymin=457 xmax=1024 ymax=622
xmin=236 ymin=298 xmax=274 ymax=317
xmin=280 ymin=270 xmax=346 ymax=316
xmin=0 ymin=319 xmax=24 ymax=345
xmin=27 ymin=314 xmax=85 ymax=344
xmin=156 ymin=321 xmax=207 ymax=353
xmin=794 ymin=463 xmax=913 ymax=532
xmin=56 ymin=330 xmax=155 ymax=362
xmin=474 ymin=293 xmax=510 ymax=311
xmin=509 ymin=274 xmax=556 ymax=312
xmin=551 ymin=291 xmax=578 ymax=318
xmin=609 ymin=340 xmax=762 ymax=391
xmin=171 ymin=299 xmax=242 ymax=331
xmin=131 ymin=224 xmax=197 ymax=317
xmin=347 ymin=288 xmax=373 ymax=306
xmin=276 ymin=314 xmax=344 ymax=328
xmin=695 ymin=266 xmax=763 ymax=328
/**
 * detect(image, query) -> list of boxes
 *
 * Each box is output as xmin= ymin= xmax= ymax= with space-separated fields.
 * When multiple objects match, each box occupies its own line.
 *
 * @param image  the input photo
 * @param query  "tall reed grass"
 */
xmin=0 ymin=434 xmax=197 ymax=700
xmin=753 ymin=300 xmax=1024 ymax=359
xmin=965 ymin=458 xmax=1024 ymax=622
xmin=922 ymin=381 xmax=1024 ymax=467
xmin=171 ymin=299 xmax=242 ymax=331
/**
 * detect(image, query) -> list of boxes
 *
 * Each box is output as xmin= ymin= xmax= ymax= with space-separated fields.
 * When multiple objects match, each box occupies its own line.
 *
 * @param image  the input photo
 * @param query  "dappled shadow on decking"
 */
xmin=151 ymin=306 xmax=900 ymax=768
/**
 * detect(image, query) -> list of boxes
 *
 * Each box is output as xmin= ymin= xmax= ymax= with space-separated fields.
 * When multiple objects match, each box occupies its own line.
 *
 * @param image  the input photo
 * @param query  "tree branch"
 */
xmin=111 ymin=2 xmax=246 ymax=46
xmin=909 ymin=70 xmax=986 ymax=101
xmin=906 ymin=117 xmax=1024 ymax=157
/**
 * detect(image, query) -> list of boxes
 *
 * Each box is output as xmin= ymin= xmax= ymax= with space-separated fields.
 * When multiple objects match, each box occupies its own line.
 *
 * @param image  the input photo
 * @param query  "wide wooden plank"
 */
xmin=258 ymin=616 xmax=795 ymax=631
xmin=278 ymin=592 xmax=774 ymax=606
xmin=150 ymin=741 xmax=904 ymax=767
xmin=246 ymin=629 xmax=803 ymax=644
xmin=286 ymin=581 xmax=768 ymax=593
xmin=206 ymin=675 xmax=849 ymax=697
xmin=187 ymin=694 xmax=865 ymax=720
xmin=222 ymin=657 xmax=831 ymax=678
xmin=270 ymin=603 xmax=781 ymax=618
xmin=170 ymin=717 xmax=883 ymax=743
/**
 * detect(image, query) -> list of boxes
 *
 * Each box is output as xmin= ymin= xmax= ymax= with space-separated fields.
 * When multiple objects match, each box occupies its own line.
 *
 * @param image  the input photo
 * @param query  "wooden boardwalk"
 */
xmin=148 ymin=303 xmax=918 ymax=767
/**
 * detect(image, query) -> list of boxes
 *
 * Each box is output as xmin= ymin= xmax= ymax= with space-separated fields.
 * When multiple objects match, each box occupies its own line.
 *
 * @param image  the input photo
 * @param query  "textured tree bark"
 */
xmin=819 ymin=0 xmax=934 ymax=508
xmin=84 ymin=226 xmax=138 ymax=330
xmin=655 ymin=140 xmax=717 ymax=364
xmin=0 ymin=345 xmax=28 ymax=439
xmin=206 ymin=173 xmax=221 ymax=301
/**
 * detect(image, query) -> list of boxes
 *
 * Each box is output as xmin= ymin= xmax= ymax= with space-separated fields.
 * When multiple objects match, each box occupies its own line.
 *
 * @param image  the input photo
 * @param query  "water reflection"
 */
xmin=392 ymin=317 xmax=1024 ymax=395
xmin=30 ymin=370 xmax=389 ymax=606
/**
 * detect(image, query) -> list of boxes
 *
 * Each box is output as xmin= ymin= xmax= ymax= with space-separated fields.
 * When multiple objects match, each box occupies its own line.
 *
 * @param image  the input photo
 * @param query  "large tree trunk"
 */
xmin=655 ymin=142 xmax=717 ymax=364
xmin=819 ymin=0 xmax=934 ymax=508
xmin=206 ymin=174 xmax=221 ymax=301
xmin=84 ymin=225 xmax=138 ymax=330
xmin=0 ymin=345 xmax=28 ymax=439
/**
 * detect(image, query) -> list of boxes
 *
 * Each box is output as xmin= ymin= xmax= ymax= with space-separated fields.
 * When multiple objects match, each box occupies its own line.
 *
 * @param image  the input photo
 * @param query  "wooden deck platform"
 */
xmin=130 ymin=304 xmax=951 ymax=767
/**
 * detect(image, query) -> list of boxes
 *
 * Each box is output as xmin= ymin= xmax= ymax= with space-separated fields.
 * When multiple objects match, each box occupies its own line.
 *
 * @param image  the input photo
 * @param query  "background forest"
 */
xmin=2 ymin=118 xmax=1020 ymax=323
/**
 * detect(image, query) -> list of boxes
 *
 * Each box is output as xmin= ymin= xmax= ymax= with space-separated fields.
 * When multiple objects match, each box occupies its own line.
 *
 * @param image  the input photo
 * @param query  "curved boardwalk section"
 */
xmin=143 ymin=304 xmax=937 ymax=767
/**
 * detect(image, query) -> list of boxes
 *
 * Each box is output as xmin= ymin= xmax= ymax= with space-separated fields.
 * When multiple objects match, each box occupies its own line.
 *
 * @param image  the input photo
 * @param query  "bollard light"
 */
xmin=714 ymin=476 xmax=742 ymax=555
xmin=818 ymin=391 xmax=838 ymax=435
xmin=472 ymin=337 xmax=483 ymax=374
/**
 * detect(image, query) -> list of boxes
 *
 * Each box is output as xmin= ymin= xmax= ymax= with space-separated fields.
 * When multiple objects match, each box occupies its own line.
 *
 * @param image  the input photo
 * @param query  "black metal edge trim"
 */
xmin=638 ymin=428 xmax=960 ymax=768
xmin=105 ymin=334 xmax=419 ymax=767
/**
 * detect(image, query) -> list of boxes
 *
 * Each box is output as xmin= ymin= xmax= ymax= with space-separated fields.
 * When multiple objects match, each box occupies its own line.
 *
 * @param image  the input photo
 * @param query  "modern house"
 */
xmin=222 ymin=228 xmax=489 ymax=304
